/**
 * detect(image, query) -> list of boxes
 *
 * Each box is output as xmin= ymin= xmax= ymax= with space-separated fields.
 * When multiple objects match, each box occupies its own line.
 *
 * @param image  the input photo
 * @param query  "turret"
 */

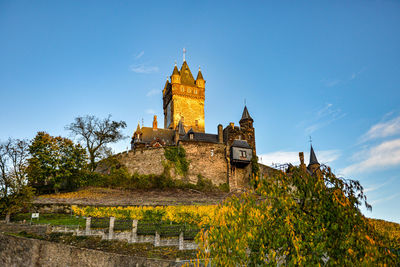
xmin=239 ymin=106 xmax=254 ymax=129
xmin=307 ymin=145 xmax=320 ymax=174
xmin=195 ymin=67 xmax=205 ymax=88
xmin=170 ymin=63 xmax=181 ymax=84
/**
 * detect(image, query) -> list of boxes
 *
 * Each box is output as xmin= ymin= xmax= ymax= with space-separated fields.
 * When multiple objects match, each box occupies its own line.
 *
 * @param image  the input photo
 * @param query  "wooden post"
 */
xmin=154 ymin=231 xmax=160 ymax=247
xmin=85 ymin=217 xmax=91 ymax=235
xmin=179 ymin=231 xmax=184 ymax=250
xmin=131 ymin=219 xmax=138 ymax=243
xmin=109 ymin=217 xmax=115 ymax=240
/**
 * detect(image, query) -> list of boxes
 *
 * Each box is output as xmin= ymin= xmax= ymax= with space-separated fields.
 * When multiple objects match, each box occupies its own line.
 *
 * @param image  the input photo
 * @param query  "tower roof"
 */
xmin=196 ymin=68 xmax=204 ymax=80
xmin=172 ymin=65 xmax=180 ymax=76
xmin=240 ymin=106 xmax=253 ymax=121
xmin=180 ymin=61 xmax=195 ymax=85
xmin=309 ymin=145 xmax=319 ymax=165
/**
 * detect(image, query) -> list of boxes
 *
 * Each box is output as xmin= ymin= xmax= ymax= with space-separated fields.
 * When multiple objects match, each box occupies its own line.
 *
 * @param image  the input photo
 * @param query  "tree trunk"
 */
xmin=5 ymin=212 xmax=10 ymax=224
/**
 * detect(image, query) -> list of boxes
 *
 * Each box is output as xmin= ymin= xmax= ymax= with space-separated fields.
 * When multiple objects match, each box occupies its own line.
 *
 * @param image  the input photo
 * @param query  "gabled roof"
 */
xmin=240 ymin=106 xmax=253 ymax=121
xmin=309 ymin=145 xmax=319 ymax=165
xmin=180 ymin=61 xmax=195 ymax=85
xmin=232 ymin=140 xmax=252 ymax=149
xmin=181 ymin=129 xmax=218 ymax=143
xmin=133 ymin=127 xmax=175 ymax=146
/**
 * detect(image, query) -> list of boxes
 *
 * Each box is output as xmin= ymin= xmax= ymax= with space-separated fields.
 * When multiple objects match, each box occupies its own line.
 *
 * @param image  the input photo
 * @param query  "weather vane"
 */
xmin=309 ymin=136 xmax=312 ymax=145
xmin=183 ymin=48 xmax=186 ymax=62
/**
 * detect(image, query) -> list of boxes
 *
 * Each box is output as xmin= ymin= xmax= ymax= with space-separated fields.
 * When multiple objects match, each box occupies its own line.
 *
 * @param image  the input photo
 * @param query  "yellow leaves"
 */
xmin=365 ymin=235 xmax=376 ymax=245
xmin=72 ymin=204 xmax=217 ymax=224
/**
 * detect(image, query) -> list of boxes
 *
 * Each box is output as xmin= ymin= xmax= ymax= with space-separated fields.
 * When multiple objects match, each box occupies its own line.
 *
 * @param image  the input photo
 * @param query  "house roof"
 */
xmin=232 ymin=140 xmax=252 ymax=149
xmin=136 ymin=127 xmax=175 ymax=146
xmin=181 ymin=128 xmax=219 ymax=143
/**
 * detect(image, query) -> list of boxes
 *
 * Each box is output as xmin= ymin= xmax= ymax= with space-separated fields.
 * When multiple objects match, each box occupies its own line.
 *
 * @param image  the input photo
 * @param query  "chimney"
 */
xmin=299 ymin=152 xmax=304 ymax=165
xmin=218 ymin=124 xmax=223 ymax=143
xmin=153 ymin=115 xmax=158 ymax=130
xmin=229 ymin=122 xmax=234 ymax=129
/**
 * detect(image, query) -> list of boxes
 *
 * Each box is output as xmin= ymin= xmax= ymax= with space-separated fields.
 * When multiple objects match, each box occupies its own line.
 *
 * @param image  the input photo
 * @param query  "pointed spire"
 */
xmin=136 ymin=122 xmax=141 ymax=133
xmin=196 ymin=66 xmax=204 ymax=80
xmin=240 ymin=105 xmax=253 ymax=121
xmin=180 ymin=61 xmax=195 ymax=85
xmin=309 ymin=145 xmax=319 ymax=165
xmin=172 ymin=65 xmax=180 ymax=75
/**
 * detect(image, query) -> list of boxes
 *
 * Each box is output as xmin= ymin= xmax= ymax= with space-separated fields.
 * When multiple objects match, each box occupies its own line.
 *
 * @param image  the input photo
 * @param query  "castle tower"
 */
xmin=163 ymin=60 xmax=205 ymax=132
xmin=307 ymin=145 xmax=320 ymax=174
xmin=239 ymin=105 xmax=256 ymax=152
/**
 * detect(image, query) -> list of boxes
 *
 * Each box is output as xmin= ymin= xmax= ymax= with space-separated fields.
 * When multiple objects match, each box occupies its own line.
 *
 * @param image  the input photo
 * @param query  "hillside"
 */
xmin=33 ymin=187 xmax=230 ymax=206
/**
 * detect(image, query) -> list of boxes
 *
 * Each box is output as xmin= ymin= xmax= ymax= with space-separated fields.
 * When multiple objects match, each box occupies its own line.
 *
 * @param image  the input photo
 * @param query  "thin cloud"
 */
xmin=146 ymin=89 xmax=160 ymax=97
xmin=342 ymin=138 xmax=400 ymax=175
xmin=350 ymin=66 xmax=367 ymax=80
xmin=303 ymin=103 xmax=346 ymax=135
xmin=130 ymin=64 xmax=159 ymax=74
xmin=360 ymin=115 xmax=400 ymax=143
xmin=258 ymin=149 xmax=341 ymax=166
xmin=136 ymin=51 xmax=144 ymax=59
xmin=364 ymin=177 xmax=395 ymax=193
xmin=324 ymin=79 xmax=341 ymax=87
xmin=370 ymin=192 xmax=400 ymax=205
xmin=145 ymin=109 xmax=156 ymax=115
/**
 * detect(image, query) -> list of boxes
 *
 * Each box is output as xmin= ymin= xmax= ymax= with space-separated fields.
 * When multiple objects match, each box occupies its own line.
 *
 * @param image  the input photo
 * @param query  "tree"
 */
xmin=66 ymin=115 xmax=127 ymax=171
xmin=27 ymin=132 xmax=87 ymax=194
xmin=0 ymin=139 xmax=34 ymax=223
xmin=195 ymin=166 xmax=398 ymax=266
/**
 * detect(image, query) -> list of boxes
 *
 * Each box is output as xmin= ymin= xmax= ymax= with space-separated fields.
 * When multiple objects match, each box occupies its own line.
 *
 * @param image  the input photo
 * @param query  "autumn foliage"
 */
xmin=194 ymin=166 xmax=398 ymax=266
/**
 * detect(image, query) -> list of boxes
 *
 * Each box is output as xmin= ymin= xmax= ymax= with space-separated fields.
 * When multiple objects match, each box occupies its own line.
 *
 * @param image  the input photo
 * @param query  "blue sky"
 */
xmin=1 ymin=1 xmax=399 ymax=222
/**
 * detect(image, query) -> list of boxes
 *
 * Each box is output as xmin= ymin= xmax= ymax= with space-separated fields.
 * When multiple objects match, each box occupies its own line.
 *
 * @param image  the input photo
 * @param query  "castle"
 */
xmin=106 ymin=57 xmax=320 ymax=190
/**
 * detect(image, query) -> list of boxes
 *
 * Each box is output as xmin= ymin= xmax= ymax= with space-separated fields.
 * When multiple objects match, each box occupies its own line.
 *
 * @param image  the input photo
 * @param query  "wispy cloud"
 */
xmin=341 ymin=138 xmax=400 ymax=175
xmin=323 ymin=79 xmax=341 ymax=87
xmin=130 ymin=64 xmax=159 ymax=74
xmin=364 ymin=177 xmax=395 ymax=193
xmin=302 ymin=103 xmax=346 ymax=135
xmin=145 ymin=109 xmax=156 ymax=114
xmin=146 ymin=89 xmax=160 ymax=97
xmin=360 ymin=115 xmax=400 ymax=143
xmin=259 ymin=149 xmax=341 ymax=166
xmin=370 ymin=192 xmax=400 ymax=205
xmin=350 ymin=66 xmax=367 ymax=80
xmin=136 ymin=51 xmax=144 ymax=59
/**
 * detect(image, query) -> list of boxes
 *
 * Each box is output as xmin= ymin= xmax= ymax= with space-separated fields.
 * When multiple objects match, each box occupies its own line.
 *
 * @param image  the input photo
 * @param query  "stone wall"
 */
xmin=100 ymin=143 xmax=229 ymax=186
xmin=97 ymin=144 xmax=277 ymax=190
xmin=182 ymin=142 xmax=227 ymax=185
xmin=0 ymin=233 xmax=188 ymax=267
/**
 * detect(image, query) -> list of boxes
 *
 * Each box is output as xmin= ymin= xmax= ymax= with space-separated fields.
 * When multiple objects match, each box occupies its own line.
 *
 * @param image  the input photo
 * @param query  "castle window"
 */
xmin=240 ymin=150 xmax=247 ymax=158
xmin=181 ymin=87 xmax=184 ymax=92
xmin=194 ymin=89 xmax=198 ymax=94
xmin=188 ymin=88 xmax=191 ymax=93
xmin=189 ymin=133 xmax=194 ymax=140
xmin=195 ymin=120 xmax=198 ymax=126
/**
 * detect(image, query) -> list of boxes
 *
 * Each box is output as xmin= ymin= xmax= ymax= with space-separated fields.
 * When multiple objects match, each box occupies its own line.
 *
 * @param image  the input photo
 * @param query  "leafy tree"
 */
xmin=66 ymin=115 xmax=127 ymax=171
xmin=0 ymin=139 xmax=34 ymax=223
xmin=27 ymin=132 xmax=87 ymax=194
xmin=196 ymin=166 xmax=397 ymax=266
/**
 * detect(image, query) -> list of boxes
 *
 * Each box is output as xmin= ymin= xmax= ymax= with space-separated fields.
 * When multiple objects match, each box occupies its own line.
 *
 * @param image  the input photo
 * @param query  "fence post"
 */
xmin=109 ymin=217 xmax=115 ymax=240
xmin=85 ymin=217 xmax=91 ymax=235
xmin=154 ymin=231 xmax=160 ymax=247
xmin=131 ymin=219 xmax=138 ymax=243
xmin=179 ymin=231 xmax=184 ymax=250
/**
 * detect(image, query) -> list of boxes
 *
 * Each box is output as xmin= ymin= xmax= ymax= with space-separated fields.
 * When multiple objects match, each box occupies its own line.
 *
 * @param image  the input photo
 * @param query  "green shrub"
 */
xmin=164 ymin=146 xmax=189 ymax=176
